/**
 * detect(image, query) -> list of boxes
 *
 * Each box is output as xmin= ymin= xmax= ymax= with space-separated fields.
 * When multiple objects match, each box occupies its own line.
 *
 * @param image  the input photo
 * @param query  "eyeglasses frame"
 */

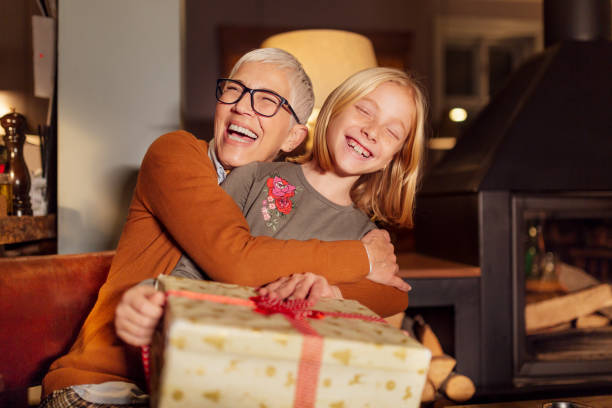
xmin=216 ymin=78 xmax=301 ymax=124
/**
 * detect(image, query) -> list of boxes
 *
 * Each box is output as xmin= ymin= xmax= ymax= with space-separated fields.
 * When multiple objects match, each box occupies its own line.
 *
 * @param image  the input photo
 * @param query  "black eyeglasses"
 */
xmin=216 ymin=78 xmax=301 ymax=123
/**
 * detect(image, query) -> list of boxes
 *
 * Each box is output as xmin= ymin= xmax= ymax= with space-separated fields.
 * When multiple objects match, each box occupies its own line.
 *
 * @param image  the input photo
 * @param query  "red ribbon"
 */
xmin=142 ymin=289 xmax=385 ymax=407
xmin=250 ymin=296 xmax=325 ymax=320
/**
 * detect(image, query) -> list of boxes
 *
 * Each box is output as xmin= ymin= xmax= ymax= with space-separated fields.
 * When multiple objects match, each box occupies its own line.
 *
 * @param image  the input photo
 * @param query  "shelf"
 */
xmin=398 ymin=252 xmax=481 ymax=279
xmin=0 ymin=215 xmax=56 ymax=245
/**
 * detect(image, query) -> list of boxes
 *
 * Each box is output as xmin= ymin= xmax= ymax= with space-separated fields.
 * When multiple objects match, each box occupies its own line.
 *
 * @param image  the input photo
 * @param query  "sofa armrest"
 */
xmin=0 ymin=251 xmax=114 ymax=393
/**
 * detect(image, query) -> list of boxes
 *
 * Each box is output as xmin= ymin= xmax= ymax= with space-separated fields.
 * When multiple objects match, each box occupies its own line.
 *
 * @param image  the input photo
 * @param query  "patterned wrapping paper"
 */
xmin=150 ymin=276 xmax=431 ymax=408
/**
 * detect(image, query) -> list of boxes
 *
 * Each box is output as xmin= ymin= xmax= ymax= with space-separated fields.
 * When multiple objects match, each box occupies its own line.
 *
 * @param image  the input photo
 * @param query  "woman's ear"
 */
xmin=280 ymin=124 xmax=308 ymax=153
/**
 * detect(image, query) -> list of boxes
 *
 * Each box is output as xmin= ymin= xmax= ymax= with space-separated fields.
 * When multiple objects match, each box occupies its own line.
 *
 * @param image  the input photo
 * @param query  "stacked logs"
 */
xmin=383 ymin=312 xmax=476 ymax=405
xmin=525 ymin=263 xmax=612 ymax=334
xmin=411 ymin=316 xmax=476 ymax=405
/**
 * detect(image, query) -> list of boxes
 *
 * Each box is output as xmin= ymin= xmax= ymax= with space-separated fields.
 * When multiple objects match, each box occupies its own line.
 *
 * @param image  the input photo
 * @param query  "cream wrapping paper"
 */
xmin=151 ymin=276 xmax=431 ymax=408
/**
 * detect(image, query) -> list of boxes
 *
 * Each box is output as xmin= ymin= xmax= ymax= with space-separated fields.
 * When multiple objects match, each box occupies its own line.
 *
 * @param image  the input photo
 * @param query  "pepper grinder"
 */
xmin=1 ymin=108 xmax=32 ymax=216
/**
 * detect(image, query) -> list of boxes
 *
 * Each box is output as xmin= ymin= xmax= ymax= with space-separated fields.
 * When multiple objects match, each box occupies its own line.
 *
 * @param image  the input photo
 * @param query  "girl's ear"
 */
xmin=281 ymin=124 xmax=308 ymax=153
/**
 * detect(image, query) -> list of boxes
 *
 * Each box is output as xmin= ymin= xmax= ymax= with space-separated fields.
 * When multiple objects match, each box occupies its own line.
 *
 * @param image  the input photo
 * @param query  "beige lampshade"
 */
xmin=261 ymin=30 xmax=377 ymax=151
xmin=262 ymin=29 xmax=377 ymax=109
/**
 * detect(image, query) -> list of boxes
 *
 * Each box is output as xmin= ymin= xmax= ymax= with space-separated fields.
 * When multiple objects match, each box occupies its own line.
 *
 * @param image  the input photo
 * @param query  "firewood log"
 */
xmin=440 ymin=373 xmax=476 ymax=402
xmin=525 ymin=283 xmax=612 ymax=332
xmin=527 ymin=321 xmax=572 ymax=335
xmin=557 ymin=263 xmax=612 ymax=320
xmin=413 ymin=315 xmax=444 ymax=356
xmin=598 ymin=305 xmax=612 ymax=320
xmin=420 ymin=379 xmax=436 ymax=403
xmin=384 ymin=312 xmax=405 ymax=329
xmin=428 ymin=355 xmax=456 ymax=389
xmin=575 ymin=313 xmax=610 ymax=329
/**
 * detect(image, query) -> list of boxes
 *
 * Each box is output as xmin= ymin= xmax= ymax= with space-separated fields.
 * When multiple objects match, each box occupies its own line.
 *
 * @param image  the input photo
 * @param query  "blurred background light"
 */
xmin=449 ymin=107 xmax=468 ymax=122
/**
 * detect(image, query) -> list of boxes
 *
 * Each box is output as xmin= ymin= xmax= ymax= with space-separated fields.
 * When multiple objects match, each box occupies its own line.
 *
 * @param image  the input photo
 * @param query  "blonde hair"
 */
xmin=229 ymin=48 xmax=314 ymax=125
xmin=303 ymin=67 xmax=428 ymax=228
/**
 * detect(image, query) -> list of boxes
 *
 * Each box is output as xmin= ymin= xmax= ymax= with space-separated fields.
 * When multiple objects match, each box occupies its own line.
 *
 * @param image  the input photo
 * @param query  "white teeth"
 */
xmin=228 ymin=134 xmax=250 ymax=143
xmin=347 ymin=139 xmax=371 ymax=158
xmin=228 ymin=124 xmax=257 ymax=140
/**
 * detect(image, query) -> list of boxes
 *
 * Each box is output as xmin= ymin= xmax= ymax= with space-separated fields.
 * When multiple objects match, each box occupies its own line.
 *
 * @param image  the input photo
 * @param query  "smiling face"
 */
xmin=214 ymin=62 xmax=303 ymax=169
xmin=325 ymin=81 xmax=415 ymax=178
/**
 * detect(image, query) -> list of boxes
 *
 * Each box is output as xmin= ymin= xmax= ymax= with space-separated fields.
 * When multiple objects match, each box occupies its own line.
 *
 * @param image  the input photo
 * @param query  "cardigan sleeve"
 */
xmin=136 ymin=131 xmax=369 ymax=286
xmin=336 ymin=279 xmax=409 ymax=318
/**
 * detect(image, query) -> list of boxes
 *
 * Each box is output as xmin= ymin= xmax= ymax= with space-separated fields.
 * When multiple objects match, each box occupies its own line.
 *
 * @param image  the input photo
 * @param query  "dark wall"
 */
xmin=182 ymin=0 xmax=437 ymax=138
xmin=182 ymin=0 xmax=542 ymax=139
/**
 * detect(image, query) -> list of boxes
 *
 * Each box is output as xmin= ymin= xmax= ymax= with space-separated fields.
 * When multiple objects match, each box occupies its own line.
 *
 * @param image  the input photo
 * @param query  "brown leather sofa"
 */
xmin=0 ymin=251 xmax=114 ymax=407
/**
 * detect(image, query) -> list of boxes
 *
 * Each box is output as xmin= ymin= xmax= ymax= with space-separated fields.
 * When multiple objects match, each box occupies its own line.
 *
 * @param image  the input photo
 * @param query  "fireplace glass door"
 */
xmin=513 ymin=194 xmax=612 ymax=385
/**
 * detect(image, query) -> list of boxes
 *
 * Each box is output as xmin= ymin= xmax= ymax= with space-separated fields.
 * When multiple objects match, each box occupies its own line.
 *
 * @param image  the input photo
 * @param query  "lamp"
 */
xmin=261 ymin=29 xmax=377 ymax=151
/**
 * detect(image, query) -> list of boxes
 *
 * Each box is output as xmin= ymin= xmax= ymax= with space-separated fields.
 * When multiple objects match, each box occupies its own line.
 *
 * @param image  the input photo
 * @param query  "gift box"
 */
xmin=149 ymin=276 xmax=431 ymax=408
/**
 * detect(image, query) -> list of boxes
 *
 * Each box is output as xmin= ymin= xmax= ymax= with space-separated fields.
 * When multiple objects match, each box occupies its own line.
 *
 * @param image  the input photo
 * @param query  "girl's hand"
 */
xmin=115 ymin=284 xmax=165 ymax=346
xmin=257 ymin=273 xmax=343 ymax=304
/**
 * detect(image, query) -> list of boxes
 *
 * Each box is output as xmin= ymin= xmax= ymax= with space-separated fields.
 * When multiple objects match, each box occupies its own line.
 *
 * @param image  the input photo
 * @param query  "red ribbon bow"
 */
xmin=250 ymin=296 xmax=325 ymax=320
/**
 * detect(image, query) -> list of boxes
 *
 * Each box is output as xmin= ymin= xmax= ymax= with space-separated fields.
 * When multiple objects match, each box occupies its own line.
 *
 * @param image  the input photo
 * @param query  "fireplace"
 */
xmin=513 ymin=194 xmax=612 ymax=385
xmin=414 ymin=0 xmax=612 ymax=394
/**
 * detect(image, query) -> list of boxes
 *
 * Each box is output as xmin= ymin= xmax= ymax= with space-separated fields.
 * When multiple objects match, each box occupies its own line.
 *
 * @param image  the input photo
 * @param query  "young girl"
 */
xmin=223 ymin=66 xmax=426 ymax=240
xmin=116 ymin=67 xmax=427 ymax=346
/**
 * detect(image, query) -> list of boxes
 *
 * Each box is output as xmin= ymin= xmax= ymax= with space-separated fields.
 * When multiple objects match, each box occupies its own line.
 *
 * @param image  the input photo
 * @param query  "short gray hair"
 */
xmin=229 ymin=48 xmax=314 ymax=125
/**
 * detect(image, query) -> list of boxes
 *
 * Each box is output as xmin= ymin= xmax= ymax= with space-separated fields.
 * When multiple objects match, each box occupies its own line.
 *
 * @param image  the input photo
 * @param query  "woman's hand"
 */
xmin=115 ymin=284 xmax=165 ymax=346
xmin=361 ymin=229 xmax=411 ymax=292
xmin=257 ymin=272 xmax=342 ymax=304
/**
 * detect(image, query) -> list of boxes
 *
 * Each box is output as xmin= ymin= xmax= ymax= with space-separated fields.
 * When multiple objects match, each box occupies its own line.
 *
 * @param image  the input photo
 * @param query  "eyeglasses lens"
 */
xmin=216 ymin=80 xmax=282 ymax=117
xmin=252 ymin=92 xmax=282 ymax=116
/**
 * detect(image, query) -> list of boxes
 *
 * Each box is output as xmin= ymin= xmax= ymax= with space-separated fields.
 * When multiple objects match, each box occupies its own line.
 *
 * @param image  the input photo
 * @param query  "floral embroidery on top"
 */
xmin=261 ymin=175 xmax=299 ymax=232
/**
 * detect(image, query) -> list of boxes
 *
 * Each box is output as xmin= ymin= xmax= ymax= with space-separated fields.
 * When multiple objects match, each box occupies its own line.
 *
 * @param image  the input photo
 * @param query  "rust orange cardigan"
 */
xmin=42 ymin=131 xmax=408 ymax=396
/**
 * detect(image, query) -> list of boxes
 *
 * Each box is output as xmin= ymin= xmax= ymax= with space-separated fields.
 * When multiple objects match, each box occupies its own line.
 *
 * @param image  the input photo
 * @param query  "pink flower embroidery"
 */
xmin=266 ymin=176 xmax=296 ymax=199
xmin=261 ymin=174 xmax=299 ymax=231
